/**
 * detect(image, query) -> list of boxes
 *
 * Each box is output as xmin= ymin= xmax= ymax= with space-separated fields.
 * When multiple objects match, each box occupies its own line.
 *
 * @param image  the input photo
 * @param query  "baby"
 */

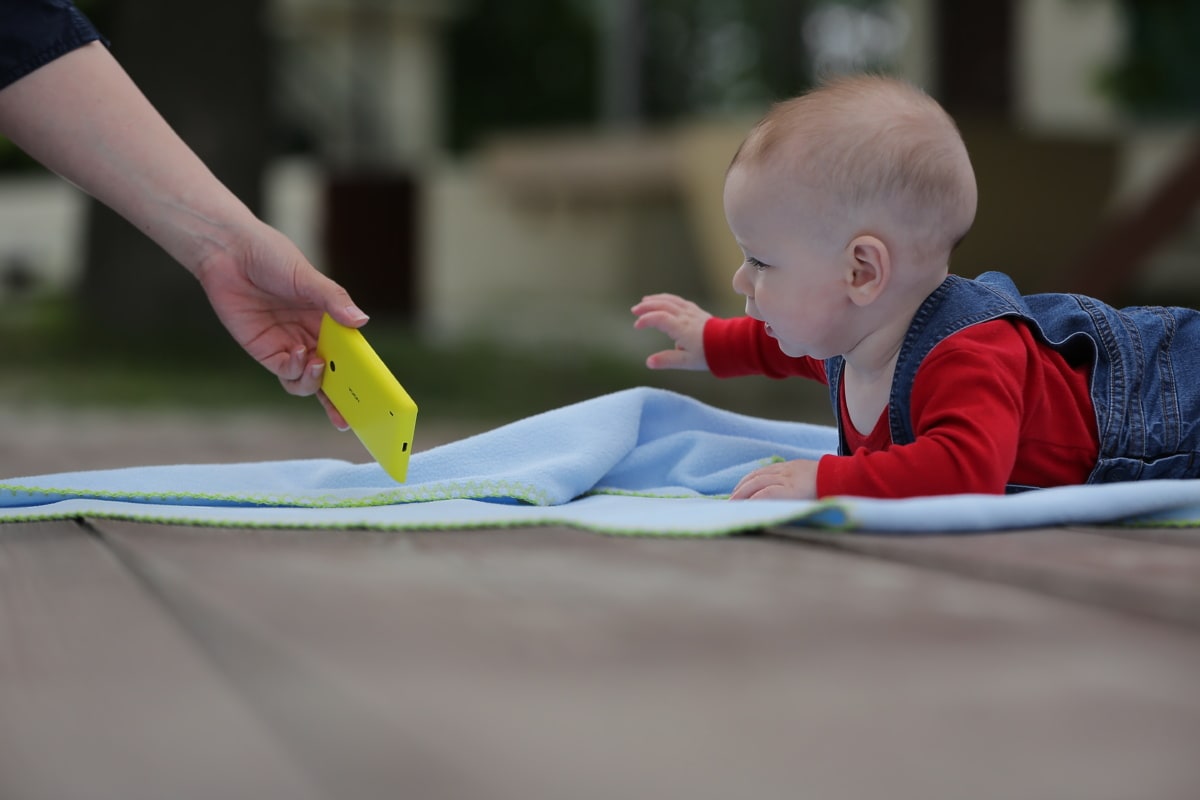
xmin=633 ymin=74 xmax=1200 ymax=500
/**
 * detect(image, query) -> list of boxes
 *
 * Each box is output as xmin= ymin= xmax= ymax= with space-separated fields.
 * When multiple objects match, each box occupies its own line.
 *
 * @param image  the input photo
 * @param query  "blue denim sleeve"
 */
xmin=0 ymin=0 xmax=105 ymax=90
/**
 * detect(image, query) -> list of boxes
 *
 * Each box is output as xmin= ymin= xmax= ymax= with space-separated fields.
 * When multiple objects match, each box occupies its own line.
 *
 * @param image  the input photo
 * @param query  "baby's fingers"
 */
xmin=632 ymin=308 xmax=678 ymax=334
xmin=645 ymin=347 xmax=705 ymax=371
xmin=730 ymin=469 xmax=769 ymax=500
xmin=631 ymin=293 xmax=689 ymax=316
xmin=732 ymin=460 xmax=818 ymax=500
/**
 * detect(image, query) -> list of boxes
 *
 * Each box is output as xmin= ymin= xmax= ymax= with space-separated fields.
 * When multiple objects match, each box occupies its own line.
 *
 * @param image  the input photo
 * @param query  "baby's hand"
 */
xmin=631 ymin=293 xmax=712 ymax=371
xmin=730 ymin=459 xmax=819 ymax=500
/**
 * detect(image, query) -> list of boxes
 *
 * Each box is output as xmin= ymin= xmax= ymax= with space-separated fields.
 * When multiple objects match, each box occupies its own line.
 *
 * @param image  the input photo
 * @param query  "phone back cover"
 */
xmin=316 ymin=315 xmax=418 ymax=482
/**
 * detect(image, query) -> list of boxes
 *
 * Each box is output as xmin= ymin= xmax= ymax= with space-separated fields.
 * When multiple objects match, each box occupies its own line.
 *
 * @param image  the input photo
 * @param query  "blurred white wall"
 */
xmin=0 ymin=177 xmax=87 ymax=298
xmin=1015 ymin=0 xmax=1123 ymax=135
xmin=424 ymin=162 xmax=675 ymax=353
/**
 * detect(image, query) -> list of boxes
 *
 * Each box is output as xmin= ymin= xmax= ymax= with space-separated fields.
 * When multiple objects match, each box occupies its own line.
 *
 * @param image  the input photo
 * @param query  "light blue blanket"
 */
xmin=2 ymin=387 xmax=1199 ymax=534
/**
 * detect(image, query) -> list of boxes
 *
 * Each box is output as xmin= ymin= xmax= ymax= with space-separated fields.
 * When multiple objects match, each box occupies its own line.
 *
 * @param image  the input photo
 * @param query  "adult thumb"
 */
xmin=306 ymin=270 xmax=369 ymax=328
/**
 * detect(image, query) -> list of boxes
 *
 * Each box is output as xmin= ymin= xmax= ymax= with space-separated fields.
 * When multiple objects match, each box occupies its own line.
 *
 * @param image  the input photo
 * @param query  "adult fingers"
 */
xmin=279 ymin=358 xmax=325 ymax=397
xmin=317 ymin=390 xmax=350 ymax=430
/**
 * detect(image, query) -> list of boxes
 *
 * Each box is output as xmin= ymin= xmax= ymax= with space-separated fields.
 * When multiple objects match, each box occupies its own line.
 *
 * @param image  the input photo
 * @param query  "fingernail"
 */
xmin=310 ymin=362 xmax=324 ymax=378
xmin=345 ymin=305 xmax=369 ymax=323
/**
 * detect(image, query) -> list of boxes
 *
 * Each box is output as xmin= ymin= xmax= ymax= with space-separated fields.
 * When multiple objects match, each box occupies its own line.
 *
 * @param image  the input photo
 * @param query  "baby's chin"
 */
xmin=763 ymin=324 xmax=831 ymax=359
xmin=776 ymin=338 xmax=831 ymax=360
xmin=776 ymin=340 xmax=812 ymax=358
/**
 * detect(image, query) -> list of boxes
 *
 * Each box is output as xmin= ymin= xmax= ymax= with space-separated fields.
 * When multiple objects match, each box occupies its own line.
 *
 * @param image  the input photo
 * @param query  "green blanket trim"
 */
xmin=0 ymin=502 xmax=852 ymax=537
xmin=0 ymin=478 xmax=560 ymax=508
xmin=1 ymin=479 xmax=797 ymax=508
xmin=0 ymin=453 xmax=798 ymax=508
xmin=1117 ymin=517 xmax=1200 ymax=529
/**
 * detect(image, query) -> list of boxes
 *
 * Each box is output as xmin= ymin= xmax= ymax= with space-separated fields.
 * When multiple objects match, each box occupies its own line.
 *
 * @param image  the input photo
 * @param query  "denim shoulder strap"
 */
xmin=887 ymin=272 xmax=1027 ymax=446
xmin=822 ymin=272 xmax=1023 ymax=453
xmin=823 ymin=355 xmax=848 ymax=455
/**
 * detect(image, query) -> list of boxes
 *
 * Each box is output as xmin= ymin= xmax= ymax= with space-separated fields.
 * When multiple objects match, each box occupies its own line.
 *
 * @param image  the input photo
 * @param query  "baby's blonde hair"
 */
xmin=730 ymin=74 xmax=977 ymax=262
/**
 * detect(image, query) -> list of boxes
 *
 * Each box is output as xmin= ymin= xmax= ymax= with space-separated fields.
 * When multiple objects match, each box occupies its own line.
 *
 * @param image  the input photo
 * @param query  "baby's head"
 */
xmin=729 ymin=74 xmax=976 ymax=269
xmin=723 ymin=74 xmax=977 ymax=359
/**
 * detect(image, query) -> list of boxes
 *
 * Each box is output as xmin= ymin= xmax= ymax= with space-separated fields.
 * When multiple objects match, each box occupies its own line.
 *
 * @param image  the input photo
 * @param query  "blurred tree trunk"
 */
xmin=79 ymin=0 xmax=269 ymax=345
xmin=935 ymin=0 xmax=1014 ymax=118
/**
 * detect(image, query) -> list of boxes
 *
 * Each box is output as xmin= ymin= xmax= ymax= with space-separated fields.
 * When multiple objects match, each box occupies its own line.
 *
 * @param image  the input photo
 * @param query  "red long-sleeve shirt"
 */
xmin=704 ymin=316 xmax=1100 ymax=498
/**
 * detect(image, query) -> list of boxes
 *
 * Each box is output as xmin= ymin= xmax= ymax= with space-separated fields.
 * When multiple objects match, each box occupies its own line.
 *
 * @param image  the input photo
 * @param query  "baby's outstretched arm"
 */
xmin=631 ymin=294 xmax=713 ymax=370
xmin=731 ymin=459 xmax=819 ymax=500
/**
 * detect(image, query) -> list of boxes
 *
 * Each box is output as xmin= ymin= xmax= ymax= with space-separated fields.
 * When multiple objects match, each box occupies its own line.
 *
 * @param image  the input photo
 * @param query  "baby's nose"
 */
xmin=731 ymin=262 xmax=752 ymax=297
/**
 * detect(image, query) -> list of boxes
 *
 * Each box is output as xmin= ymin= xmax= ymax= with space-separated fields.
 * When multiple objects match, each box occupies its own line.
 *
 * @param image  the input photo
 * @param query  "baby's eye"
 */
xmin=747 ymin=256 xmax=769 ymax=271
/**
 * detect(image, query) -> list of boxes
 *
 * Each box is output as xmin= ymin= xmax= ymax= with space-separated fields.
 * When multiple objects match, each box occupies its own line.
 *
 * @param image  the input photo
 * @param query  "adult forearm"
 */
xmin=0 ymin=41 xmax=253 ymax=274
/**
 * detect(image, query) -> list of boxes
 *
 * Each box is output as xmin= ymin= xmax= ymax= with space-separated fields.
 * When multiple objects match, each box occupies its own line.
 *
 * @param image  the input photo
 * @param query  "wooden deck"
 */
xmin=2 ymin=410 xmax=1199 ymax=800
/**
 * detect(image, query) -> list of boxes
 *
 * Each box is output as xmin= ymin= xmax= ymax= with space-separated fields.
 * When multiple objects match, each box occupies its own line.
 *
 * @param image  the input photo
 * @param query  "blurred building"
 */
xmin=271 ymin=0 xmax=461 ymax=321
xmin=420 ymin=0 xmax=1199 ymax=352
xmin=1 ymin=0 xmax=1197 ymax=352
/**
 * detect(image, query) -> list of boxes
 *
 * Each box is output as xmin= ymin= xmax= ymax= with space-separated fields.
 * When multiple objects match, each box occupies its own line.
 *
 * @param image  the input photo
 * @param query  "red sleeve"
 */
xmin=816 ymin=322 xmax=1030 ymax=498
xmin=703 ymin=316 xmax=826 ymax=383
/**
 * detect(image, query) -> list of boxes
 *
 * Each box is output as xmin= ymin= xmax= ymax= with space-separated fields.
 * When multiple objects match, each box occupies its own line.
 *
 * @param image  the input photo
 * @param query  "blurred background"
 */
xmin=1 ymin=0 xmax=1199 ymax=442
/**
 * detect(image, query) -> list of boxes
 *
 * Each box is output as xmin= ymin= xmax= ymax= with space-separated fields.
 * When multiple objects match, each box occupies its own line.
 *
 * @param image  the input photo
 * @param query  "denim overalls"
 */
xmin=825 ymin=271 xmax=1200 ymax=487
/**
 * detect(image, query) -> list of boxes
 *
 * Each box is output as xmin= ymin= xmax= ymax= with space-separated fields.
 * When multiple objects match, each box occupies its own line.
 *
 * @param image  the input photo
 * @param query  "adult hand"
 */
xmin=0 ymin=41 xmax=369 ymax=428
xmin=194 ymin=220 xmax=367 ymax=428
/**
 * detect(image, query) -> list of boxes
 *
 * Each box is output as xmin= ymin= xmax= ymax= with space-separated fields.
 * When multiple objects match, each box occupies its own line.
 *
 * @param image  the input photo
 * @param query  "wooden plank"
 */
xmin=0 ymin=408 xmax=480 ymax=476
xmin=775 ymin=526 xmax=1200 ymax=629
xmin=98 ymin=519 xmax=1200 ymax=800
xmin=1089 ymin=524 xmax=1200 ymax=549
xmin=0 ymin=521 xmax=321 ymax=800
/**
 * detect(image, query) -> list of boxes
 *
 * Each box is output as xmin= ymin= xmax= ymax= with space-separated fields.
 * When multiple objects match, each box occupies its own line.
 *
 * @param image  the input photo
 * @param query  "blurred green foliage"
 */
xmin=1100 ymin=0 xmax=1200 ymax=118
xmin=0 ymin=138 xmax=42 ymax=173
xmin=9 ymin=0 xmax=1198 ymax=168
xmin=445 ymin=0 xmax=817 ymax=152
xmin=445 ymin=0 xmax=600 ymax=152
xmin=637 ymin=0 xmax=813 ymax=120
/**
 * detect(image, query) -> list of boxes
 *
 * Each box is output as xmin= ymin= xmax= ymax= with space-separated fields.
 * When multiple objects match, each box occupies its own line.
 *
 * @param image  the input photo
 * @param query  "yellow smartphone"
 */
xmin=316 ymin=313 xmax=418 ymax=483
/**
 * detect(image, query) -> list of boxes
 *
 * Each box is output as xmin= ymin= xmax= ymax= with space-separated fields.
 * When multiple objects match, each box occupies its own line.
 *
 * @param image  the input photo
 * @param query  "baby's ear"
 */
xmin=846 ymin=235 xmax=889 ymax=306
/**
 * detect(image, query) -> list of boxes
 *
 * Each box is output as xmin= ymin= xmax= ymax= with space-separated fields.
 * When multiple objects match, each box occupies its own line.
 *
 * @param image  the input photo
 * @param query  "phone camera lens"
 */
xmin=329 ymin=361 xmax=336 ymax=372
